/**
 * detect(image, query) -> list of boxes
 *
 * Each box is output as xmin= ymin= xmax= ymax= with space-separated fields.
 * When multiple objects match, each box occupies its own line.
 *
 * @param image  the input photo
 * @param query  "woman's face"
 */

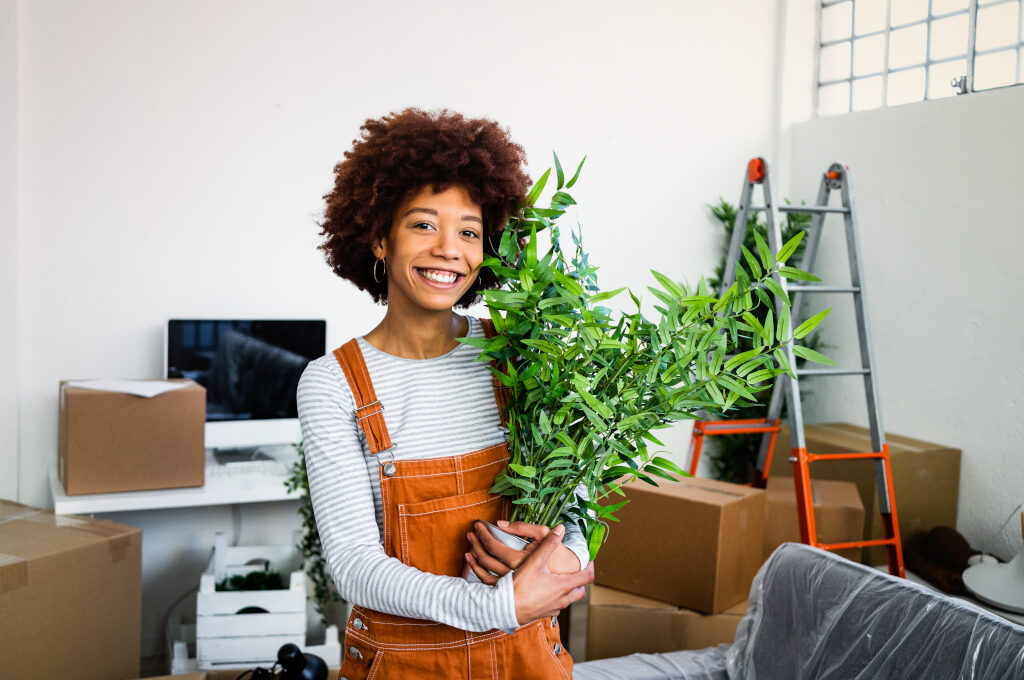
xmin=373 ymin=184 xmax=485 ymax=313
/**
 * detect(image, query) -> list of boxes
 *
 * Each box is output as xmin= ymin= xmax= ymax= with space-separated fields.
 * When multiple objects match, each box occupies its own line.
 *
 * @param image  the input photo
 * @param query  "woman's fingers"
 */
xmin=496 ymin=520 xmax=551 ymax=542
xmin=465 ymin=552 xmax=500 ymax=585
xmin=467 ymin=531 xmax=512 ymax=576
xmin=473 ymin=522 xmax=528 ymax=570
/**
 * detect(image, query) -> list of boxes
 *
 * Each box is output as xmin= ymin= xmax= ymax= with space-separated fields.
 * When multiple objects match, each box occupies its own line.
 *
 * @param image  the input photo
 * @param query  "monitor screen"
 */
xmin=166 ymin=319 xmax=326 ymax=422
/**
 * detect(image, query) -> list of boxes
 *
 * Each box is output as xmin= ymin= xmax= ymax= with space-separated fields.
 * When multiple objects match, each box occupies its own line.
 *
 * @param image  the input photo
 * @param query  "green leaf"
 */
xmin=741 ymin=246 xmax=762 ymax=279
xmin=587 ymin=522 xmax=606 ymax=561
xmin=776 ymin=230 xmax=804 ymax=263
xmin=777 ymin=305 xmax=790 ymax=342
xmin=779 ymin=266 xmax=820 ymax=282
xmin=553 ymin=151 xmax=565 ymax=190
xmin=793 ymin=345 xmax=837 ymax=365
xmin=762 ymin=277 xmax=789 ymax=303
xmin=566 ymin=156 xmax=587 ymax=189
xmin=651 ymin=270 xmax=684 ymax=299
xmin=509 ymin=463 xmax=537 ymax=477
xmin=591 ymin=287 xmax=627 ymax=303
xmin=724 ymin=347 xmax=764 ymax=371
xmin=526 ymin=169 xmax=550 ymax=207
xmin=753 ymin=230 xmax=772 ymax=269
xmin=526 ymin=225 xmax=538 ymax=267
xmin=650 ymin=456 xmax=686 ymax=475
xmin=793 ymin=308 xmax=831 ymax=339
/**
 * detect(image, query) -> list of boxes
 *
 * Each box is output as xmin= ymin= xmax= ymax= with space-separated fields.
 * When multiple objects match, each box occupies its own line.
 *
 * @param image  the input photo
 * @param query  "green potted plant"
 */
xmin=461 ymin=155 xmax=833 ymax=561
xmin=285 ymin=440 xmax=345 ymax=629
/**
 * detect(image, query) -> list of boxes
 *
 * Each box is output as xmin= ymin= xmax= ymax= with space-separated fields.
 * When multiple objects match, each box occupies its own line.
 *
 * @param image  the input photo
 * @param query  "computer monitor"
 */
xmin=165 ymin=319 xmax=326 ymax=450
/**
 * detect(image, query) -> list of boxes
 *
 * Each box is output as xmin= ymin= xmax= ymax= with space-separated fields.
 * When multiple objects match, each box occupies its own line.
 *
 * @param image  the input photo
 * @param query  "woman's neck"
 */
xmin=363 ymin=305 xmax=469 ymax=360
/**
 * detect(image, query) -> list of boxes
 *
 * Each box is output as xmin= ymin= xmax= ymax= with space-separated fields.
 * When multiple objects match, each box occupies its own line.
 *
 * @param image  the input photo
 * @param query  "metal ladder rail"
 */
xmin=687 ymin=158 xmax=904 ymax=577
xmin=763 ymin=160 xmax=902 ymax=577
xmin=688 ymin=158 xmax=833 ymax=477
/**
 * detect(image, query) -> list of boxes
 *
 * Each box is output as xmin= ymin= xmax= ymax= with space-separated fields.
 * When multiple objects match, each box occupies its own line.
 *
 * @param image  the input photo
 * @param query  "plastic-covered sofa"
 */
xmin=574 ymin=542 xmax=1024 ymax=680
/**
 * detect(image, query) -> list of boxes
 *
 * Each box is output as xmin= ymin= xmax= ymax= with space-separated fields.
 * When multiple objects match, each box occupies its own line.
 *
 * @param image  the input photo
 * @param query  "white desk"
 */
xmin=49 ymin=452 xmax=302 ymax=514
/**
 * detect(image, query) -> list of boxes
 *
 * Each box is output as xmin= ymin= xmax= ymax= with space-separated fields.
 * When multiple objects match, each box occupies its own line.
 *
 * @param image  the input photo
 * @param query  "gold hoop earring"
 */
xmin=373 ymin=257 xmax=386 ymax=283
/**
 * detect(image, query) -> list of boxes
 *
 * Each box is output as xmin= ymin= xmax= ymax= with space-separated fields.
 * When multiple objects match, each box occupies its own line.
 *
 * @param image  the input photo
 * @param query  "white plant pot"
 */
xmin=465 ymin=521 xmax=529 ymax=583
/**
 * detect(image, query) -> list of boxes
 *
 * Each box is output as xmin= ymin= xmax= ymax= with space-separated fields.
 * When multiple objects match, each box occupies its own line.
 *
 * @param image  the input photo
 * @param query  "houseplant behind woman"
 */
xmin=297 ymin=108 xmax=594 ymax=680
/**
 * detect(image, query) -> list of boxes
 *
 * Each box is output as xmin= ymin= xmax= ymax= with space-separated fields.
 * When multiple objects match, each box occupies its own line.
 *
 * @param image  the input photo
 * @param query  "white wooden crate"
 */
xmin=170 ymin=616 xmax=341 ymax=674
xmin=196 ymin=531 xmax=309 ymax=669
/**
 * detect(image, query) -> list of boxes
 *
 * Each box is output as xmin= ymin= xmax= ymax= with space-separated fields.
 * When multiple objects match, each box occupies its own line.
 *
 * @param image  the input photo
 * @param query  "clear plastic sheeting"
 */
xmin=574 ymin=644 xmax=728 ymax=680
xmin=575 ymin=542 xmax=1024 ymax=680
xmin=727 ymin=542 xmax=1024 ymax=680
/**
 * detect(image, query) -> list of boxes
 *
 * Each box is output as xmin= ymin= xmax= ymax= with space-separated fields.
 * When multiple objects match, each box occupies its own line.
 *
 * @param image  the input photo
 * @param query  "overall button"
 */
xmin=550 ymin=615 xmax=558 ymax=627
xmin=353 ymin=617 xmax=364 ymax=630
xmin=553 ymin=643 xmax=563 ymax=655
xmin=383 ymin=462 xmax=397 ymax=477
xmin=349 ymin=646 xmax=362 ymax=659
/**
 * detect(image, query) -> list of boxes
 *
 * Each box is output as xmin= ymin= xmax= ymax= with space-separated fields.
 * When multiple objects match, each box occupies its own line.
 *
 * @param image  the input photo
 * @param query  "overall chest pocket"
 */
xmin=396 ymin=489 xmax=506 ymax=577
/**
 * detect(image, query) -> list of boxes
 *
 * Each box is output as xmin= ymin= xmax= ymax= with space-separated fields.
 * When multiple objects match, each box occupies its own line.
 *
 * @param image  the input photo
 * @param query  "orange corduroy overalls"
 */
xmin=332 ymin=319 xmax=574 ymax=680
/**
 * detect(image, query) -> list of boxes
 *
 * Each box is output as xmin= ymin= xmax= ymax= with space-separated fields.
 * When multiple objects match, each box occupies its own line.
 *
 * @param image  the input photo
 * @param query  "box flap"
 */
xmin=0 ymin=501 xmax=140 ymax=561
xmin=627 ymin=474 xmax=764 ymax=506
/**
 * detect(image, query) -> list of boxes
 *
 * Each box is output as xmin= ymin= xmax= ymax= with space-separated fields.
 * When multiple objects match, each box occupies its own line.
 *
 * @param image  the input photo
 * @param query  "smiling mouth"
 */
xmin=415 ymin=267 xmax=464 ymax=286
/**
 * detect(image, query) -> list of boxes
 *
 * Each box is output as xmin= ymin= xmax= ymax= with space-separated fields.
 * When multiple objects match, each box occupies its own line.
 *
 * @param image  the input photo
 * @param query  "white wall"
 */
xmin=0 ymin=0 xmax=17 ymax=502
xmin=785 ymin=86 xmax=1024 ymax=561
xmin=11 ymin=0 xmax=783 ymax=656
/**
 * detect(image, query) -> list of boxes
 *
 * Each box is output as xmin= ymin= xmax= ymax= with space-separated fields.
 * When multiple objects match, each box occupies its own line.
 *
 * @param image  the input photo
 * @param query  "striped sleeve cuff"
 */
xmin=495 ymin=570 xmax=521 ymax=634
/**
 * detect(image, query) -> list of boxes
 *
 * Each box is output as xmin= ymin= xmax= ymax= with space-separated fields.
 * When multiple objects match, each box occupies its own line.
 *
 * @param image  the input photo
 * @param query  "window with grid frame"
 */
xmin=817 ymin=0 xmax=1024 ymax=116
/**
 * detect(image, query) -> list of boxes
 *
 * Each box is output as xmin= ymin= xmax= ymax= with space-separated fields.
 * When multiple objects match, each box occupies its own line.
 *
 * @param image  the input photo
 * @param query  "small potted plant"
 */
xmin=461 ymin=155 xmax=832 ymax=561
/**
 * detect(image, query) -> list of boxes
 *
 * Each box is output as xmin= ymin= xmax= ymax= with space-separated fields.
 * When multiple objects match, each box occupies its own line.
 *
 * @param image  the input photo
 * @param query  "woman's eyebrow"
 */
xmin=403 ymin=207 xmax=482 ymax=223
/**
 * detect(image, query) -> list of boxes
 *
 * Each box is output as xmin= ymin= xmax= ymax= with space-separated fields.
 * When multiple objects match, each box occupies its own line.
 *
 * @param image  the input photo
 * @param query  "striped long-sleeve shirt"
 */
xmin=296 ymin=316 xmax=590 ymax=633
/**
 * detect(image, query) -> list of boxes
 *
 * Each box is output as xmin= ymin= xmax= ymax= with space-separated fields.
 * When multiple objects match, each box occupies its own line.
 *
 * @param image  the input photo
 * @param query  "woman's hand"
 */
xmin=510 ymin=526 xmax=594 ymax=625
xmin=465 ymin=520 xmax=581 ymax=583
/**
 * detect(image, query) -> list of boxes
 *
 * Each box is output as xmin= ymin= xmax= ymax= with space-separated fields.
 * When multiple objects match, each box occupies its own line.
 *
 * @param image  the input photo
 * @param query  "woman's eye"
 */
xmin=412 ymin=221 xmax=435 ymax=231
xmin=462 ymin=230 xmax=480 ymax=239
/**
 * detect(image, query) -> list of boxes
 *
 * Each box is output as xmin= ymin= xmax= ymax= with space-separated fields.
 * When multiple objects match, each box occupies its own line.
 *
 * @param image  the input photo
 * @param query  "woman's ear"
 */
xmin=371 ymin=238 xmax=387 ymax=260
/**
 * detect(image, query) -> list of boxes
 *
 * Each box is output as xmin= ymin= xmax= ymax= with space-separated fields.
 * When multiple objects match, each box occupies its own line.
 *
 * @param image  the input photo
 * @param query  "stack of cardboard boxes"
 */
xmin=588 ymin=472 xmax=866 ymax=660
xmin=587 ymin=422 xmax=961 ymax=661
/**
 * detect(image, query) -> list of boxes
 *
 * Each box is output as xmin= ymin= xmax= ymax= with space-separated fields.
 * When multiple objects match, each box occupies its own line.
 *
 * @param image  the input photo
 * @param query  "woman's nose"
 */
xmin=431 ymin=226 xmax=461 ymax=258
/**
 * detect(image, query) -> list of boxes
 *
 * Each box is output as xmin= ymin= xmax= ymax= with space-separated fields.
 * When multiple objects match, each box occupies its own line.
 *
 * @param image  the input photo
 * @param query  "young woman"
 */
xmin=297 ymin=108 xmax=595 ymax=680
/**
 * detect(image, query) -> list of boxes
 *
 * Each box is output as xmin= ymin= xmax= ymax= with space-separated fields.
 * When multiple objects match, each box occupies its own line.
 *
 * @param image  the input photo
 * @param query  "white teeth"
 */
xmin=420 ymin=269 xmax=458 ymax=284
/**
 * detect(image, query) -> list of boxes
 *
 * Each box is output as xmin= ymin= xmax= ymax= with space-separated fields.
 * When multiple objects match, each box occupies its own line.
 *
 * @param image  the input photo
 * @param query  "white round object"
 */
xmin=963 ymin=545 xmax=1024 ymax=614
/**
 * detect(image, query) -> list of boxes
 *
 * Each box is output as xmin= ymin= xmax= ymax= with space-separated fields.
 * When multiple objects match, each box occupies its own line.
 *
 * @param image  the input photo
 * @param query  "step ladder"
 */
xmin=688 ymin=157 xmax=904 ymax=577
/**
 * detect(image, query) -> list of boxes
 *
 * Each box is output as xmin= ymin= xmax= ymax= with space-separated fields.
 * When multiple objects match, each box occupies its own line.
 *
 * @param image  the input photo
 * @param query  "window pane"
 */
xmin=820 ymin=42 xmax=853 ymax=81
xmin=976 ymin=3 xmax=1021 ymax=51
xmin=927 ymin=58 xmax=967 ymax=98
xmin=854 ymin=0 xmax=887 ymax=35
xmin=854 ymin=34 xmax=886 ymax=75
xmin=822 ymin=1 xmax=853 ymax=42
xmin=887 ymin=66 xmax=926 ymax=105
xmin=975 ymin=49 xmax=1019 ymax=89
xmin=890 ymin=24 xmax=928 ymax=68
xmin=852 ymin=76 xmax=884 ymax=110
xmin=930 ymin=13 xmax=969 ymax=60
xmin=891 ymin=0 xmax=929 ymax=26
xmin=932 ymin=0 xmax=970 ymax=14
xmin=819 ymin=81 xmax=851 ymax=116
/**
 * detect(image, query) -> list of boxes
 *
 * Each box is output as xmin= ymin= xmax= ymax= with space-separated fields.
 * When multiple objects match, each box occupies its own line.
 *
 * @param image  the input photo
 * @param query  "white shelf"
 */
xmin=50 ymin=455 xmax=302 ymax=515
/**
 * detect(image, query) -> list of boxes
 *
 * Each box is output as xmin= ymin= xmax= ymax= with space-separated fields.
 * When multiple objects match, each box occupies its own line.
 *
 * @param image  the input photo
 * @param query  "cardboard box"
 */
xmin=594 ymin=475 xmax=765 ymax=614
xmin=58 ymin=378 xmax=206 ymax=495
xmin=769 ymin=422 xmax=961 ymax=564
xmin=586 ymin=585 xmax=746 ymax=661
xmin=0 ymin=499 xmax=142 ymax=680
xmin=763 ymin=476 xmax=864 ymax=562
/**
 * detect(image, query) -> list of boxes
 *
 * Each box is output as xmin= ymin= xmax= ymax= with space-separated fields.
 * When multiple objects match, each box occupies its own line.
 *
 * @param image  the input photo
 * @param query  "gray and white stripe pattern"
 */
xmin=297 ymin=316 xmax=589 ymax=633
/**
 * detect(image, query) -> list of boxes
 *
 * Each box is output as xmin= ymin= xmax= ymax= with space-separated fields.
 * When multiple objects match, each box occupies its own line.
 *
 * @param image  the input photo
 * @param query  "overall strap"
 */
xmin=479 ymin=318 xmax=511 ymax=427
xmin=333 ymin=339 xmax=393 ymax=455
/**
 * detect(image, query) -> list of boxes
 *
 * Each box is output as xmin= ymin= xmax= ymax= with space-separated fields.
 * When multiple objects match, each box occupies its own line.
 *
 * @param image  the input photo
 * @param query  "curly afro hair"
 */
xmin=318 ymin=108 xmax=531 ymax=307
